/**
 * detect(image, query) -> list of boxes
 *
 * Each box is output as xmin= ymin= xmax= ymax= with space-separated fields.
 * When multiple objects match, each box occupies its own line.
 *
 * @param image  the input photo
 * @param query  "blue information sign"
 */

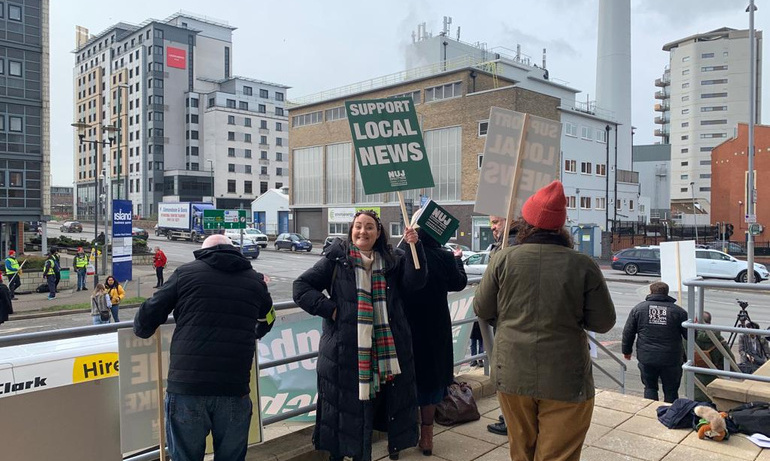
xmin=112 ymin=199 xmax=133 ymax=282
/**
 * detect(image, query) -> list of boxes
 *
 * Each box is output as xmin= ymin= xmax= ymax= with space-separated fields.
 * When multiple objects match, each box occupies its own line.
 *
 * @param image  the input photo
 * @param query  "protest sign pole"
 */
xmin=155 ymin=330 xmax=167 ymax=461
xmin=675 ymin=242 xmax=683 ymax=301
xmin=397 ymin=191 xmax=420 ymax=270
xmin=502 ymin=114 xmax=530 ymax=249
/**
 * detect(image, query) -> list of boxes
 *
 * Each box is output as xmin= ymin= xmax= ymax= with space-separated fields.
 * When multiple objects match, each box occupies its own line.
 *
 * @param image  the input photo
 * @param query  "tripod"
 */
xmin=727 ymin=299 xmax=752 ymax=349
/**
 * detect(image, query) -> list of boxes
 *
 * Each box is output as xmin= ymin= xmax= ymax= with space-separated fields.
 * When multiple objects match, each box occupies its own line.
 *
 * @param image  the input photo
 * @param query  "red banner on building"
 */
xmin=167 ymin=47 xmax=186 ymax=69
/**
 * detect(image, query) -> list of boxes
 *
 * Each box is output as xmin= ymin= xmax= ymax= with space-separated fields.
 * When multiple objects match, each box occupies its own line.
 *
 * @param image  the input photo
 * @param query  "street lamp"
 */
xmin=206 ymin=158 xmax=214 ymax=206
xmin=690 ymin=181 xmax=699 ymax=243
xmin=72 ymin=120 xmax=115 ymax=287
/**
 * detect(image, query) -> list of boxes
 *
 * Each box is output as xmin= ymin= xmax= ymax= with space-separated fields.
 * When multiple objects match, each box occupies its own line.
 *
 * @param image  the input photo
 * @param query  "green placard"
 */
xmin=415 ymin=200 xmax=460 ymax=245
xmin=204 ymin=209 xmax=247 ymax=230
xmin=346 ymin=98 xmax=434 ymax=194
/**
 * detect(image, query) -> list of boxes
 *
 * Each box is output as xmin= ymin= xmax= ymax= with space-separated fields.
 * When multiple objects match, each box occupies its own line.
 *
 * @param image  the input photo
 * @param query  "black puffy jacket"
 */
xmin=622 ymin=293 xmax=688 ymax=367
xmin=134 ymin=244 xmax=273 ymax=396
xmin=293 ymin=239 xmax=427 ymax=461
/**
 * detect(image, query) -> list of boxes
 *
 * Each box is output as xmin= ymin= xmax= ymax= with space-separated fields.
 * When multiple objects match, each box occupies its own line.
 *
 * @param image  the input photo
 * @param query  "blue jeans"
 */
xmin=46 ymin=275 xmax=56 ymax=298
xmin=110 ymin=304 xmax=120 ymax=322
xmin=165 ymin=392 xmax=252 ymax=461
xmin=77 ymin=269 xmax=86 ymax=290
xmin=92 ymin=315 xmax=108 ymax=325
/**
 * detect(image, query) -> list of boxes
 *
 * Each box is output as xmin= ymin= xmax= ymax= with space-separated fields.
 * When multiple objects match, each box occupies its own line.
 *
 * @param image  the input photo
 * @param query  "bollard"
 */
xmin=137 ymin=275 xmax=141 ymax=299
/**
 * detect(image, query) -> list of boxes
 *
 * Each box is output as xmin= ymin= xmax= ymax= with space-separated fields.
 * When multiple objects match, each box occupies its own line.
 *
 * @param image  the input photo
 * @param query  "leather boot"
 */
xmin=419 ymin=424 xmax=434 ymax=456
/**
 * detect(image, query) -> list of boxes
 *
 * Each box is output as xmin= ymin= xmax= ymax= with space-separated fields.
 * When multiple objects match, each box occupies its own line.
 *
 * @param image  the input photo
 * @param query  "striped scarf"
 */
xmin=351 ymin=244 xmax=401 ymax=400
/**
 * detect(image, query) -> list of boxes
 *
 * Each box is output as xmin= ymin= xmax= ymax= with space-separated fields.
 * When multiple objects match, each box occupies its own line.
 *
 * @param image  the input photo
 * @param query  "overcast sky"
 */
xmin=50 ymin=0 xmax=763 ymax=186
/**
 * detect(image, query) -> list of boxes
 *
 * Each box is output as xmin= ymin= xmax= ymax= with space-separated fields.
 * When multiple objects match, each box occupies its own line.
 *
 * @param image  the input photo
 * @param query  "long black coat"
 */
xmin=621 ymin=294 xmax=688 ymax=367
xmin=0 ymin=283 xmax=12 ymax=324
xmin=293 ymin=239 xmax=427 ymax=461
xmin=399 ymin=240 xmax=467 ymax=394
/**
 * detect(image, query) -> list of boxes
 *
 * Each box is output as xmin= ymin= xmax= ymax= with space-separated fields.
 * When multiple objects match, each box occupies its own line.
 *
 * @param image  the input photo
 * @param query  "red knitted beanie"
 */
xmin=521 ymin=180 xmax=567 ymax=230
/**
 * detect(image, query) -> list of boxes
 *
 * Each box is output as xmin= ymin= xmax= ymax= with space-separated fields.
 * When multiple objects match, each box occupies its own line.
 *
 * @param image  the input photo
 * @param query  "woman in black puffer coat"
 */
xmin=293 ymin=210 xmax=427 ymax=461
xmin=399 ymin=229 xmax=467 ymax=455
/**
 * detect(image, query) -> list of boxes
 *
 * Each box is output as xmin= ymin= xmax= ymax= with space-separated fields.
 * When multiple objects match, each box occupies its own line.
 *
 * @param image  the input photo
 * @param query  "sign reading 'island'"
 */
xmin=346 ymin=98 xmax=435 ymax=195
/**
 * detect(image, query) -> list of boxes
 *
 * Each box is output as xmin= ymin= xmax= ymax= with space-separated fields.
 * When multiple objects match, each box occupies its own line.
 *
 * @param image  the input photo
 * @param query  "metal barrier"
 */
xmin=682 ymin=278 xmax=770 ymax=400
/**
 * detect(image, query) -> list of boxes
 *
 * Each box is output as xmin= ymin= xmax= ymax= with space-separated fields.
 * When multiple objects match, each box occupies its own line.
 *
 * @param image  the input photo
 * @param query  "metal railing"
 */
xmin=682 ymin=278 xmax=770 ymax=400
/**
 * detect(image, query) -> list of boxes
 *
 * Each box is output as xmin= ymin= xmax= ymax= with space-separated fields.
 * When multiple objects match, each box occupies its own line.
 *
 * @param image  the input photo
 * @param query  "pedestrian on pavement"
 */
xmin=622 ymin=281 xmax=688 ymax=403
xmin=43 ymin=251 xmax=57 ymax=300
xmin=74 ymin=247 xmax=88 ymax=291
xmin=153 ymin=246 xmax=167 ymax=288
xmin=485 ymin=214 xmax=520 ymax=436
xmin=4 ymin=249 xmax=21 ymax=299
xmin=738 ymin=321 xmax=770 ymax=374
xmin=293 ymin=209 xmax=427 ymax=461
xmin=0 ymin=275 xmax=13 ymax=325
xmin=694 ymin=311 xmax=735 ymax=402
xmin=399 ymin=228 xmax=467 ymax=456
xmin=469 ymin=321 xmax=484 ymax=367
xmin=52 ymin=248 xmax=61 ymax=290
xmin=133 ymin=234 xmax=275 ymax=461
xmin=90 ymin=283 xmax=111 ymax=325
xmin=474 ymin=180 xmax=616 ymax=461
xmin=104 ymin=275 xmax=125 ymax=322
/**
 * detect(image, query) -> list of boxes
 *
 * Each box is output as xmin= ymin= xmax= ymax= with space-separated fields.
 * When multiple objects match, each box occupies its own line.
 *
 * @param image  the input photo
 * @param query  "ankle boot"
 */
xmin=418 ymin=424 xmax=434 ymax=456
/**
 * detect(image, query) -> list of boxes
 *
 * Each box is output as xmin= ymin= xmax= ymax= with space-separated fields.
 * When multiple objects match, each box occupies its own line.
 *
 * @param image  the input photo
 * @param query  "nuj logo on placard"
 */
xmin=430 ymin=208 xmax=451 ymax=226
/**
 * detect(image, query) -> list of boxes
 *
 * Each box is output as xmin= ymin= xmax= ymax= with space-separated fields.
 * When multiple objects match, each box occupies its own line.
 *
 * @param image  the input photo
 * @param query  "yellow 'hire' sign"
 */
xmin=72 ymin=353 xmax=120 ymax=383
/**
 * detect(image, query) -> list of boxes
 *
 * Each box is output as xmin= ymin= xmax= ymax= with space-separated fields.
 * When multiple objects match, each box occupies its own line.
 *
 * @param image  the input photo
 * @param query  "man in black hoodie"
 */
xmin=134 ymin=234 xmax=274 ymax=461
xmin=622 ymin=282 xmax=688 ymax=402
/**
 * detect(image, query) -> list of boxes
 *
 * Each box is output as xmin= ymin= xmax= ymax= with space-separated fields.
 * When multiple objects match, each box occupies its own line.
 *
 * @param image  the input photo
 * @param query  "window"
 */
xmin=154 ymin=45 xmax=163 ymax=55
xmin=226 ymin=99 xmax=236 ymax=108
xmin=276 ymin=138 xmax=283 ymax=146
xmin=8 ymin=4 xmax=21 ymax=21
xmin=244 ymin=133 xmax=252 ymax=143
xmin=9 ymin=116 xmax=22 ymax=132
xmin=616 ymin=199 xmax=622 ymax=210
xmin=682 ymin=83 xmax=690 ymax=88
xmin=8 ymin=60 xmax=21 ymax=77
xmin=228 ymin=164 xmax=235 ymax=173
xmin=260 ymin=151 xmax=268 ymax=159
xmin=580 ymin=197 xmax=591 ymax=209
xmin=276 ymin=108 xmax=284 ymax=116
xmin=154 ymin=29 xmax=164 ymax=39
xmin=702 ymin=106 xmax=727 ymax=112
xmin=260 ymin=120 xmax=268 ymax=129
xmin=701 ymin=52 xmax=714 ymax=58
xmin=228 ymin=115 xmax=235 ymax=125
xmin=258 ymin=104 xmax=266 ymax=113
xmin=681 ymin=161 xmax=689 ymax=166
xmin=243 ymin=86 xmax=252 ymax=96
xmin=682 ymin=69 xmax=690 ymax=76
xmin=681 ymin=135 xmax=689 ymax=140
xmin=228 ymin=131 xmax=235 ymax=141
xmin=566 ymin=196 xmax=576 ymax=209
xmin=681 ymin=122 xmax=689 ymax=128
xmin=208 ymin=97 xmax=215 ymax=108
xmin=564 ymin=159 xmax=577 ymax=173
xmin=682 ymin=56 xmax=690 ymax=62
xmin=629 ymin=200 xmax=635 ymax=211
xmin=325 ymin=106 xmax=347 ymax=121
xmin=595 ymin=197 xmax=606 ymax=210
xmin=244 ymin=181 xmax=252 ymax=194
xmin=275 ymin=92 xmax=284 ymax=101
xmin=699 ymin=187 xmax=711 ymax=192
xmin=390 ymin=222 xmax=403 ymax=237
xmin=389 ymin=90 xmax=421 ymax=104
xmin=228 ymin=148 xmax=235 ymax=157
xmin=329 ymin=223 xmax=349 ymax=235
xmin=227 ymin=180 xmax=236 ymax=193
xmin=702 ymin=65 xmax=728 ymax=72
xmin=239 ymin=101 xmax=248 ymax=110
xmin=700 ymin=173 xmax=711 ymax=179
xmin=477 ymin=154 xmax=483 ymax=169
xmin=191 ymin=98 xmax=199 ymax=108
xmin=424 ymin=82 xmax=462 ymax=102
xmin=595 ymin=164 xmax=606 ymax=176
xmin=259 ymin=89 xmax=269 ymax=98
xmin=245 ymin=165 xmax=252 ymax=174
xmin=682 ymin=95 xmax=690 ymax=102
xmin=681 ymin=148 xmax=689 ymax=153
xmin=9 ymin=172 xmax=22 ymax=187
xmin=191 ymin=146 xmax=199 ymax=156
xmin=580 ymin=126 xmax=592 ymax=140
xmin=260 ymin=166 xmax=268 ymax=175
xmin=244 ymin=149 xmax=252 ymax=158
xmin=680 ymin=188 xmax=688 ymax=193
xmin=276 ymin=152 xmax=283 ymax=161
xmin=190 ymin=130 xmax=198 ymax=140
xmin=293 ymin=146 xmax=324 ymax=205
xmin=701 ymin=119 xmax=727 ymax=125
xmin=565 ymin=122 xmax=578 ymax=137
xmin=700 ymin=133 xmax=727 ymax=139
xmin=682 ymin=109 xmax=690 ymax=115
xmin=699 ymin=159 xmax=710 ymax=165
xmin=580 ymin=161 xmax=592 ymax=174
xmin=478 ymin=121 xmax=489 ymax=137
xmin=681 ymin=174 xmax=689 ymax=180
xmin=702 ymin=79 xmax=728 ymax=85
xmin=261 ymin=182 xmax=269 ymax=193
xmin=702 ymin=92 xmax=728 ymax=99
xmin=190 ymin=114 xmax=199 ymax=124
xmin=260 ymin=136 xmax=268 ymax=145
xmin=596 ymin=129 xmax=607 ymax=143
xmin=245 ymin=118 xmax=252 ymax=127
xmin=276 ymin=122 xmax=283 ymax=131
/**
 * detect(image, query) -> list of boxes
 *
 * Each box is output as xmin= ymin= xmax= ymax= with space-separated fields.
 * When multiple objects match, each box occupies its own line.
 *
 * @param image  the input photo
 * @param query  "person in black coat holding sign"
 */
xmin=399 ymin=229 xmax=467 ymax=455
xmin=293 ymin=210 xmax=427 ymax=461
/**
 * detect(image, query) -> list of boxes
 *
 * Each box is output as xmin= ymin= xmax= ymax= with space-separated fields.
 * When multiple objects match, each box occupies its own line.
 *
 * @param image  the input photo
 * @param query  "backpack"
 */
xmin=728 ymin=401 xmax=770 ymax=436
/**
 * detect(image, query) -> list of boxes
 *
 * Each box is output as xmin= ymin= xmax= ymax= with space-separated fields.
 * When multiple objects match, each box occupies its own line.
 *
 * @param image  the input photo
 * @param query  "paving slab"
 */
xmin=636 ymin=401 xmax=664 ymax=419
xmin=583 ymin=422 xmax=612 ymax=445
xmin=616 ymin=415 xmax=690 ymax=444
xmin=591 ymin=405 xmax=634 ymax=428
xmin=661 ymin=445 xmax=755 ymax=461
xmin=475 ymin=395 xmax=500 ymax=416
xmin=430 ymin=431 xmax=497 ymax=461
xmin=580 ymin=446 xmax=645 ymax=461
xmin=679 ymin=432 xmax=761 ymax=460
xmin=474 ymin=446 xmax=509 ymax=461
xmin=594 ymin=391 xmax=653 ymax=414
xmin=449 ymin=415 xmax=508 ymax=446
xmin=592 ymin=428 xmax=676 ymax=461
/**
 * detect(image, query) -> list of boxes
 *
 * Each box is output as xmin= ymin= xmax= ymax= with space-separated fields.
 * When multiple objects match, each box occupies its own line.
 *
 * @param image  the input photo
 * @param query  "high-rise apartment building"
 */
xmin=0 ymin=0 xmax=49 ymax=255
xmin=73 ymin=12 xmax=287 ymax=218
xmin=655 ymin=28 xmax=762 ymax=216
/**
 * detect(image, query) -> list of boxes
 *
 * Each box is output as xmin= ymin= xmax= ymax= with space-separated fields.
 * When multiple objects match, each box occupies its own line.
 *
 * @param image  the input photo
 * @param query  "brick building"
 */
xmin=711 ymin=123 xmax=770 ymax=243
xmin=288 ymin=67 xmax=559 ymax=249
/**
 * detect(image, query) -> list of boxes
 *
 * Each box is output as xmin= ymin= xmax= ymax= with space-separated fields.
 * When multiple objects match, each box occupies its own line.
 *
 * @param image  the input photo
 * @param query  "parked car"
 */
xmin=275 ymin=233 xmax=313 ymax=252
xmin=464 ymin=251 xmax=491 ymax=276
xmin=610 ymin=246 xmax=661 ymax=276
xmin=131 ymin=227 xmax=149 ymax=240
xmin=444 ymin=243 xmax=475 ymax=261
xmin=230 ymin=236 xmax=260 ymax=259
xmin=695 ymin=248 xmax=768 ymax=283
xmin=225 ymin=228 xmax=269 ymax=248
xmin=60 ymin=221 xmax=83 ymax=233
xmin=704 ymin=241 xmax=746 ymax=255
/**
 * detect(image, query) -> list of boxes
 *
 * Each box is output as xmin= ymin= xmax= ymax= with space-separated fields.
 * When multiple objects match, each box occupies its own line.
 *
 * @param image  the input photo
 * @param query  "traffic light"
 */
xmin=725 ymin=223 xmax=734 ymax=239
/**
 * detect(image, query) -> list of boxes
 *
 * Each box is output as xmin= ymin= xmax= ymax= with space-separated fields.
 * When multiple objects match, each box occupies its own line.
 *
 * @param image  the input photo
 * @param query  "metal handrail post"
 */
xmin=685 ymin=286 xmax=696 ymax=399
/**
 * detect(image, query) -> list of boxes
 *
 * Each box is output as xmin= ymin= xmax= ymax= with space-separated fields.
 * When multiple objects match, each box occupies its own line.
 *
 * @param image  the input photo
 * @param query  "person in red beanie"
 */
xmin=474 ymin=180 xmax=616 ymax=461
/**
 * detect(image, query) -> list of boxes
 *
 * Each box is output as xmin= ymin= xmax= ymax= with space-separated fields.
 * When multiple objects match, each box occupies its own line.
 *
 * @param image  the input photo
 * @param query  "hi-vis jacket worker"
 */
xmin=4 ymin=250 xmax=21 ymax=299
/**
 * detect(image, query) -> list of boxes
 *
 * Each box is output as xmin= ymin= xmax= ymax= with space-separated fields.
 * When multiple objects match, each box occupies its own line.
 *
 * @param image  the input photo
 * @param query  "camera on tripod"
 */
xmin=728 ymin=299 xmax=753 ymax=348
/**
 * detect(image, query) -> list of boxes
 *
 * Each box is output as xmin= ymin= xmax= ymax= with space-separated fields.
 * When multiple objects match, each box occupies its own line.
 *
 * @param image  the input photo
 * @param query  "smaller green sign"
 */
xmin=416 ymin=200 xmax=460 ymax=245
xmin=203 ymin=209 xmax=247 ymax=230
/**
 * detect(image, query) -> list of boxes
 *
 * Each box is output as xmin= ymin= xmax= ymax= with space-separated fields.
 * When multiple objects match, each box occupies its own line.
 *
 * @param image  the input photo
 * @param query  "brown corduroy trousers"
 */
xmin=498 ymin=391 xmax=594 ymax=461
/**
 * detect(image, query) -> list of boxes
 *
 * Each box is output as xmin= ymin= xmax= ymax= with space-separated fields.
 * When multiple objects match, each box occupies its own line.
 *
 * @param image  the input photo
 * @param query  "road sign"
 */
xmin=749 ymin=223 xmax=763 ymax=236
xmin=203 ymin=209 xmax=247 ymax=230
xmin=745 ymin=214 xmax=757 ymax=223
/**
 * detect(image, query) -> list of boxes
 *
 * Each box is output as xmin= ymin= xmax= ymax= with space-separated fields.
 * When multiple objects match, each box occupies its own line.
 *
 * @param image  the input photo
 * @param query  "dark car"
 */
xmin=132 ymin=227 xmax=149 ymax=240
xmin=610 ymin=246 xmax=661 ymax=276
xmin=275 ymin=233 xmax=313 ymax=252
xmin=705 ymin=240 xmax=746 ymax=255
xmin=231 ymin=237 xmax=260 ymax=259
xmin=60 ymin=221 xmax=83 ymax=233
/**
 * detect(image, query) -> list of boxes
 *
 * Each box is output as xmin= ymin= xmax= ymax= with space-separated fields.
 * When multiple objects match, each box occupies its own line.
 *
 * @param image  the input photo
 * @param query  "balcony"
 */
xmin=259 ymin=128 xmax=270 ymax=135
xmin=654 ymin=128 xmax=669 ymax=137
xmin=259 ymin=174 xmax=270 ymax=180
xmin=617 ymin=169 xmax=639 ymax=184
xmin=259 ymin=143 xmax=270 ymax=149
xmin=655 ymin=75 xmax=670 ymax=87
xmin=654 ymin=90 xmax=669 ymax=100
xmin=259 ymin=158 xmax=270 ymax=165
xmin=654 ymin=116 xmax=669 ymax=125
xmin=654 ymin=102 xmax=670 ymax=112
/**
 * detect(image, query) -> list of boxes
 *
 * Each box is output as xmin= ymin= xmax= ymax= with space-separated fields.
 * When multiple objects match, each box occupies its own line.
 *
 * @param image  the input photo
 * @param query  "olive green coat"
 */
xmin=473 ymin=237 xmax=616 ymax=402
